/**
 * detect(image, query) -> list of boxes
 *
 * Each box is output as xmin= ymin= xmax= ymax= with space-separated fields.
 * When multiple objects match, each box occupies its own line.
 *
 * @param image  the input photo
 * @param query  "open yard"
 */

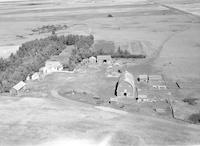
xmin=1 ymin=69 xmax=200 ymax=146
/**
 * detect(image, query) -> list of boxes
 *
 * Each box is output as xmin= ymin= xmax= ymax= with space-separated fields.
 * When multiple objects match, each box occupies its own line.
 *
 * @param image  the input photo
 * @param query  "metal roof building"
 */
xmin=138 ymin=74 xmax=148 ymax=82
xmin=115 ymin=71 xmax=136 ymax=98
xmin=13 ymin=81 xmax=26 ymax=91
xmin=10 ymin=81 xmax=26 ymax=96
xmin=149 ymin=75 xmax=162 ymax=81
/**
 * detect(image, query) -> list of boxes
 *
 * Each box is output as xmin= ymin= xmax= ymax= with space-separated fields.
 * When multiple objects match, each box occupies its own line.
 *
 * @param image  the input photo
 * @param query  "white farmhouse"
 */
xmin=45 ymin=60 xmax=63 ymax=74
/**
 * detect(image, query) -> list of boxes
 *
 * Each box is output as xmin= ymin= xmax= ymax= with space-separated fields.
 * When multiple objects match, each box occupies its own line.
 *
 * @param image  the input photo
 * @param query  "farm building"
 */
xmin=89 ymin=56 xmax=96 ymax=64
xmin=10 ymin=81 xmax=26 ymax=96
xmin=81 ymin=58 xmax=89 ymax=65
xmin=26 ymin=75 xmax=31 ymax=81
xmin=97 ymin=55 xmax=112 ymax=64
xmin=149 ymin=80 xmax=167 ymax=90
xmin=45 ymin=60 xmax=63 ymax=74
xmin=39 ymin=67 xmax=47 ymax=75
xmin=115 ymin=71 xmax=136 ymax=98
xmin=31 ymin=72 xmax=40 ymax=80
xmin=138 ymin=74 xmax=148 ymax=82
xmin=46 ymin=46 xmax=74 ymax=70
xmin=149 ymin=75 xmax=163 ymax=81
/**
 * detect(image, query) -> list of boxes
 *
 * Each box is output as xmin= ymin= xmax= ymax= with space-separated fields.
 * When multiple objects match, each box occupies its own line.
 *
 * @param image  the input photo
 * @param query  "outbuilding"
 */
xmin=89 ymin=56 xmax=96 ymax=64
xmin=26 ymin=75 xmax=31 ymax=81
xmin=39 ymin=67 xmax=47 ymax=75
xmin=150 ymin=80 xmax=167 ymax=90
xmin=115 ymin=71 xmax=136 ymax=98
xmin=31 ymin=72 xmax=40 ymax=80
xmin=81 ymin=58 xmax=89 ymax=65
xmin=97 ymin=55 xmax=112 ymax=64
xmin=138 ymin=74 xmax=148 ymax=82
xmin=45 ymin=60 xmax=63 ymax=74
xmin=10 ymin=81 xmax=26 ymax=96
xmin=149 ymin=75 xmax=162 ymax=81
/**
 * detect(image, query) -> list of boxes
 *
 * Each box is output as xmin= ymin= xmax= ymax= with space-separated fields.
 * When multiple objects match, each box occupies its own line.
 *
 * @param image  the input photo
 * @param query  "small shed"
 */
xmin=89 ymin=56 xmax=96 ymax=64
xmin=115 ymin=71 xmax=136 ymax=98
xmin=81 ymin=58 xmax=89 ymax=65
xmin=10 ymin=81 xmax=26 ymax=96
xmin=158 ymin=85 xmax=167 ymax=90
xmin=39 ymin=67 xmax=47 ymax=75
xmin=26 ymin=75 xmax=30 ymax=81
xmin=97 ymin=55 xmax=112 ymax=64
xmin=31 ymin=72 xmax=40 ymax=80
xmin=138 ymin=74 xmax=148 ymax=82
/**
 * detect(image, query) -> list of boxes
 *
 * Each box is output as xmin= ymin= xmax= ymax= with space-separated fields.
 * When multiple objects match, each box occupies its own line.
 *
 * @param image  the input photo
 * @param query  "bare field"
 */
xmin=1 ymin=70 xmax=200 ymax=146
xmin=0 ymin=0 xmax=188 ymax=56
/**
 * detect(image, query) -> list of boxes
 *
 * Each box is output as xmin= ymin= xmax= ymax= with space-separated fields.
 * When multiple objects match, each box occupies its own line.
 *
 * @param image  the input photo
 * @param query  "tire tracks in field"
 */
xmin=142 ymin=25 xmax=190 ymax=66
xmin=145 ymin=1 xmax=197 ymax=65
xmin=50 ymin=89 xmax=93 ymax=107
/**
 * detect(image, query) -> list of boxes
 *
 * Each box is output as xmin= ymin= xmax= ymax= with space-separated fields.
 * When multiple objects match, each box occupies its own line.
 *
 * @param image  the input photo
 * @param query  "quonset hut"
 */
xmin=115 ymin=71 xmax=136 ymax=98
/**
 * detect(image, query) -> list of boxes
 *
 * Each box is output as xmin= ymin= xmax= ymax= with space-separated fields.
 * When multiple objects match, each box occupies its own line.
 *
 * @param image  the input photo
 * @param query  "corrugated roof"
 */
xmin=139 ymin=74 xmax=148 ymax=79
xmin=12 ymin=81 xmax=26 ymax=91
xmin=149 ymin=75 xmax=162 ymax=80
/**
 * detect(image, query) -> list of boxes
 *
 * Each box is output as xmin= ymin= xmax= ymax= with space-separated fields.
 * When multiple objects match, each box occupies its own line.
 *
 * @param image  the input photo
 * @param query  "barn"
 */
xmin=115 ymin=71 xmax=136 ymax=98
xmin=10 ymin=81 xmax=26 ymax=96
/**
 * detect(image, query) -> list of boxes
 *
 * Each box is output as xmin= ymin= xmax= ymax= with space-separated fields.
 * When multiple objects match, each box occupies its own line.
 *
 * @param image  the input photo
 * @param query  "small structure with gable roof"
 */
xmin=89 ymin=56 xmax=96 ymax=64
xmin=115 ymin=71 xmax=136 ymax=98
xmin=39 ymin=67 xmax=47 ymax=75
xmin=138 ymin=74 xmax=148 ymax=82
xmin=148 ymin=75 xmax=167 ymax=90
xmin=149 ymin=75 xmax=162 ymax=81
xmin=26 ymin=75 xmax=31 ymax=81
xmin=10 ymin=81 xmax=26 ymax=96
xmin=31 ymin=72 xmax=40 ymax=81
